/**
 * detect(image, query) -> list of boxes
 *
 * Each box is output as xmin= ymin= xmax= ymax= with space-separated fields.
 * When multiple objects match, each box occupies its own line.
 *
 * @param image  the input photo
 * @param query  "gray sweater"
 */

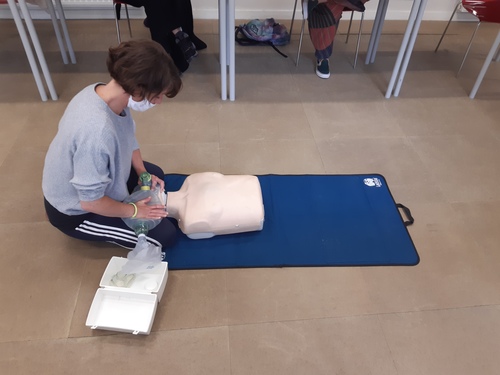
xmin=42 ymin=84 xmax=139 ymax=215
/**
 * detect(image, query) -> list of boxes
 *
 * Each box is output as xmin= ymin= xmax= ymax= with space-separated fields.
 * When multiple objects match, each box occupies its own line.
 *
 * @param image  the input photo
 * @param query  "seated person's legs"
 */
xmin=175 ymin=0 xmax=207 ymax=50
xmin=307 ymin=0 xmax=368 ymax=79
xmin=141 ymin=0 xmax=206 ymax=72
xmin=307 ymin=0 xmax=344 ymax=79
xmin=45 ymin=161 xmax=177 ymax=250
xmin=44 ymin=198 xmax=177 ymax=250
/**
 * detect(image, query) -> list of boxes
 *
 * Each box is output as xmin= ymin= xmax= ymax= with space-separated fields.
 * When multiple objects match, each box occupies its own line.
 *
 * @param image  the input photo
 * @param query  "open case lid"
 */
xmin=85 ymin=257 xmax=168 ymax=335
xmin=86 ymin=288 xmax=158 ymax=335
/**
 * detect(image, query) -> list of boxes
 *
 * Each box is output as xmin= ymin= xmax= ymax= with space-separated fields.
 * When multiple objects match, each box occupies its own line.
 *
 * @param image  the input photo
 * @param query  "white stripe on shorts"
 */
xmin=75 ymin=220 xmax=162 ymax=248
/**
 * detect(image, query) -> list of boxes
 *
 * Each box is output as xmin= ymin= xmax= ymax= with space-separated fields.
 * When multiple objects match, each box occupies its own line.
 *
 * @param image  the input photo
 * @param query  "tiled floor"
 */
xmin=1 ymin=17 xmax=499 ymax=375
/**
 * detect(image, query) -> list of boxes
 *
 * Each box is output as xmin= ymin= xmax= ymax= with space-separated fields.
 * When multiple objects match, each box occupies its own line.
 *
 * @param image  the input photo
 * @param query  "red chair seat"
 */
xmin=462 ymin=0 xmax=500 ymax=24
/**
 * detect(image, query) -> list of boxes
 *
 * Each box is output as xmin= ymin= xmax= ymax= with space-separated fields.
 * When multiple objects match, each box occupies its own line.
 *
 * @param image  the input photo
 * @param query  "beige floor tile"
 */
xmin=229 ymin=316 xmax=398 ymax=375
xmin=153 ymin=269 xmax=228 ymax=330
xmin=13 ymin=102 xmax=67 ymax=151
xmin=134 ymin=102 xmax=220 ymax=144
xmin=0 ymin=326 xmax=231 ymax=375
xmin=379 ymin=306 xmax=500 ymax=375
xmin=410 ymin=133 xmax=500 ymax=202
xmin=304 ymin=100 xmax=405 ymax=139
xmin=0 ymin=73 xmax=53 ymax=103
xmin=218 ymin=103 xmax=313 ymax=142
xmin=0 ymin=222 xmax=88 ymax=342
xmin=141 ymin=142 xmax=221 ymax=174
xmin=229 ymin=51 xmax=302 ymax=103
xmin=220 ymin=139 xmax=325 ymax=174
xmin=388 ymin=97 xmax=498 ymax=137
xmin=476 ymin=100 xmax=500 ymax=140
xmin=452 ymin=201 xmax=500 ymax=255
xmin=0 ymin=148 xmax=50 ymax=224
xmin=0 ymin=103 xmax=32 ymax=164
xmin=362 ymin=202 xmax=500 ymax=312
xmin=316 ymin=135 xmax=430 ymax=181
xmin=226 ymin=267 xmax=375 ymax=325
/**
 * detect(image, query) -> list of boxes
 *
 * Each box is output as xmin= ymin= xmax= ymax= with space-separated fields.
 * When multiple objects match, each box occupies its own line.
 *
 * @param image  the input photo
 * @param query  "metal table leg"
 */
xmin=7 ymin=0 xmax=48 ymax=101
xmin=219 ymin=0 xmax=227 ymax=100
xmin=384 ymin=0 xmax=421 ymax=98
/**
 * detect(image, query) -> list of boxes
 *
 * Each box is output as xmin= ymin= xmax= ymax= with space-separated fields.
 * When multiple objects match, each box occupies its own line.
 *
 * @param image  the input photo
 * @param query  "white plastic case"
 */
xmin=85 ymin=256 xmax=168 ymax=335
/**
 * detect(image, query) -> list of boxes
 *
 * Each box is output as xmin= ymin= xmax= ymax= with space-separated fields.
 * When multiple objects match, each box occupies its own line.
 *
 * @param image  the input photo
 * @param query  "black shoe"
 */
xmin=168 ymin=43 xmax=190 ymax=73
xmin=171 ymin=53 xmax=189 ymax=73
xmin=190 ymin=34 xmax=207 ymax=50
xmin=174 ymin=31 xmax=198 ymax=62
xmin=174 ymin=58 xmax=189 ymax=73
xmin=316 ymin=59 xmax=330 ymax=79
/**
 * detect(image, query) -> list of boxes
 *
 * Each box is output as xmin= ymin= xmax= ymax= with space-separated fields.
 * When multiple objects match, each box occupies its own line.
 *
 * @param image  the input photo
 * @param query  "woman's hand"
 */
xmin=135 ymin=196 xmax=168 ymax=220
xmin=150 ymin=174 xmax=165 ymax=191
xmin=136 ymin=173 xmax=165 ymax=191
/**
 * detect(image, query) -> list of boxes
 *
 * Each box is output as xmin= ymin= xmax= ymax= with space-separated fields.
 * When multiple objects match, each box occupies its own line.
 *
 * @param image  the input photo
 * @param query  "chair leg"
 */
xmin=353 ymin=12 xmax=364 ymax=68
xmin=290 ymin=0 xmax=299 ymax=38
xmin=296 ymin=18 xmax=306 ymax=66
xmin=53 ymin=0 xmax=76 ymax=64
xmin=114 ymin=3 xmax=121 ymax=44
xmin=457 ymin=21 xmax=481 ymax=76
xmin=124 ymin=4 xmax=132 ymax=38
xmin=470 ymin=29 xmax=500 ymax=99
xmin=435 ymin=1 xmax=461 ymax=52
xmin=45 ymin=0 xmax=69 ymax=64
xmin=346 ymin=11 xmax=354 ymax=44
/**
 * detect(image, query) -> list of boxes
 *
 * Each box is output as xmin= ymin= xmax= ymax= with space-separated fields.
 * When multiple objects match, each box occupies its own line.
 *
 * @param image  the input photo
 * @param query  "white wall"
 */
xmin=192 ymin=0 xmax=462 ymax=21
xmin=0 ymin=0 xmax=467 ymax=21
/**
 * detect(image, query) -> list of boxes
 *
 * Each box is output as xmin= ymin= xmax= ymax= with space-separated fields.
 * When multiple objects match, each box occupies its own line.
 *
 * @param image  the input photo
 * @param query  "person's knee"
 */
xmin=152 ymin=219 xmax=177 ymax=248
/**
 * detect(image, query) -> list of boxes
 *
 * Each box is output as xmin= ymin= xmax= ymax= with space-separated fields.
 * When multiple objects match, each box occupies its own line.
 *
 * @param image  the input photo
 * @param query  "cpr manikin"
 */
xmin=166 ymin=172 xmax=265 ymax=239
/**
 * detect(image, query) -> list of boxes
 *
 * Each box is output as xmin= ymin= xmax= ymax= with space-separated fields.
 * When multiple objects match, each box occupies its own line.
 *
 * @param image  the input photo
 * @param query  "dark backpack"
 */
xmin=235 ymin=18 xmax=290 ymax=58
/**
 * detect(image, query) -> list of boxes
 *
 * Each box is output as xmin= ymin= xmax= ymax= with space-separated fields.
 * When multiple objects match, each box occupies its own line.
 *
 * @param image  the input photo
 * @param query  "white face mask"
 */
xmin=127 ymin=96 xmax=156 ymax=112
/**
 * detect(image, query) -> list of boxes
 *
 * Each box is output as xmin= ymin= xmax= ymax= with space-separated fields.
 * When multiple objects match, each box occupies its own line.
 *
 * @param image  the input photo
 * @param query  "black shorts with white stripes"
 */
xmin=44 ymin=197 xmax=177 ymax=250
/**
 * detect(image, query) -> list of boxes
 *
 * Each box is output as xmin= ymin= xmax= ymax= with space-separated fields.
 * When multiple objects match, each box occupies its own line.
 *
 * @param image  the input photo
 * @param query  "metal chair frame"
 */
xmin=435 ymin=1 xmax=482 ymax=76
xmin=114 ymin=1 xmax=133 ymax=43
xmin=435 ymin=0 xmax=500 ymax=98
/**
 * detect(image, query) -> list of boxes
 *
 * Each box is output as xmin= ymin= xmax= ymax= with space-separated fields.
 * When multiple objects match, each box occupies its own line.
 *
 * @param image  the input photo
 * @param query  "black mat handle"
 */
xmin=396 ymin=203 xmax=414 ymax=226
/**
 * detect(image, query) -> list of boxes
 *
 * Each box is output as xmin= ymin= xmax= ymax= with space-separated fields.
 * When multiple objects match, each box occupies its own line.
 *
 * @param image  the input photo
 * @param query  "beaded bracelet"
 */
xmin=128 ymin=202 xmax=138 ymax=218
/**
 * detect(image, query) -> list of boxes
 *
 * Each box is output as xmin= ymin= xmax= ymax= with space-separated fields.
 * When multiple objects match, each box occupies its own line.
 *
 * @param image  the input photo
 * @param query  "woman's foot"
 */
xmin=316 ymin=59 xmax=330 ymax=79
xmin=174 ymin=57 xmax=189 ymax=73
xmin=169 ymin=45 xmax=190 ymax=73
xmin=174 ymin=31 xmax=198 ymax=62
xmin=190 ymin=34 xmax=207 ymax=50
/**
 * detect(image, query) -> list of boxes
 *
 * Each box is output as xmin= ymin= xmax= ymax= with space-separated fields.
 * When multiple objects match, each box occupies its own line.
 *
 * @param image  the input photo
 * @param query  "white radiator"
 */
xmin=0 ymin=0 xmax=147 ymax=20
xmin=0 ymin=1 xmax=469 ymax=21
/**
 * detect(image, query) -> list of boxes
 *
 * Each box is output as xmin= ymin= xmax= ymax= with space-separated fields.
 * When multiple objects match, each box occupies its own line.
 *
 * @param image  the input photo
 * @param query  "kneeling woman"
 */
xmin=42 ymin=40 xmax=182 ymax=250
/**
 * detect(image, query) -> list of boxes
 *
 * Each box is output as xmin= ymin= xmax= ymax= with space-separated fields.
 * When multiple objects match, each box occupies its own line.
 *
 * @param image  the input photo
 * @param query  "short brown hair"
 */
xmin=107 ymin=39 xmax=182 ymax=100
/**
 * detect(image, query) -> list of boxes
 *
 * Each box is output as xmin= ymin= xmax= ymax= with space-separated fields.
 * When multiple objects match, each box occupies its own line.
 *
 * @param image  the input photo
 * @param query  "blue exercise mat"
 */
xmin=163 ymin=174 xmax=419 ymax=270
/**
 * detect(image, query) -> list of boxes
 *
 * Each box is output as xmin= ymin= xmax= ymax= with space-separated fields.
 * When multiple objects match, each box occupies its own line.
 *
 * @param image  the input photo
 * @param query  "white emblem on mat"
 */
xmin=364 ymin=177 xmax=382 ymax=187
